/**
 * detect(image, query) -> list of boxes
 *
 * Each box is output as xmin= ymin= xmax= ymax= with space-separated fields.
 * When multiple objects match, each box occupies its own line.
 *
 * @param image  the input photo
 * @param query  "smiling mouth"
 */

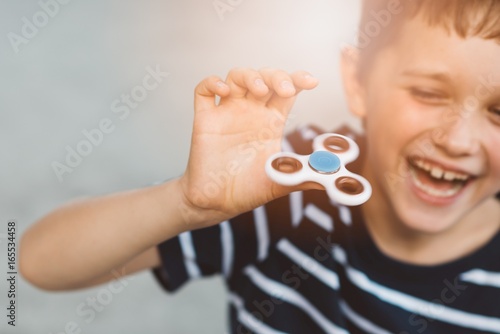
xmin=408 ymin=157 xmax=473 ymax=199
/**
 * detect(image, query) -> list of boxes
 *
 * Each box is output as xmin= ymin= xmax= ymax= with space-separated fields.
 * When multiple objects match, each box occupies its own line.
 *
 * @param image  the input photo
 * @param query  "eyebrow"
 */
xmin=400 ymin=69 xmax=453 ymax=83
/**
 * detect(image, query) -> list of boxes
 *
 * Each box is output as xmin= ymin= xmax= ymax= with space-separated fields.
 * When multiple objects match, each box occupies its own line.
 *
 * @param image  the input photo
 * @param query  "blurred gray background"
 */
xmin=0 ymin=1 xmax=361 ymax=333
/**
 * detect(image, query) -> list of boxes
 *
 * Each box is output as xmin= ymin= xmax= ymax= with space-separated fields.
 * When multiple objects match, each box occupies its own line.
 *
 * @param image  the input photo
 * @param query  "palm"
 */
xmin=190 ymin=99 xmax=286 ymax=214
xmin=181 ymin=68 xmax=318 ymax=221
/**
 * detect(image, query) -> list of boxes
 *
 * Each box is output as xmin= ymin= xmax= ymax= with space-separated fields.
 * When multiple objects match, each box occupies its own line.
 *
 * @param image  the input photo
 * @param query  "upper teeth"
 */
xmin=414 ymin=159 xmax=469 ymax=181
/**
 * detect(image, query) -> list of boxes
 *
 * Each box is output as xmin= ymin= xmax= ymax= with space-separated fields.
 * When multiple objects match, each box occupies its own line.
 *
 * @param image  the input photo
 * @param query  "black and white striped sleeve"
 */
xmin=153 ymin=206 xmax=284 ymax=292
xmin=152 ymin=125 xmax=321 ymax=292
xmin=153 ymin=219 xmax=230 ymax=291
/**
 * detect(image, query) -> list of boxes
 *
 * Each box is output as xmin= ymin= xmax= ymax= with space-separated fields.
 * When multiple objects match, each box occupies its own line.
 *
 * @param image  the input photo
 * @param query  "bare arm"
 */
xmin=20 ymin=179 xmax=194 ymax=290
xmin=20 ymin=68 xmax=319 ymax=291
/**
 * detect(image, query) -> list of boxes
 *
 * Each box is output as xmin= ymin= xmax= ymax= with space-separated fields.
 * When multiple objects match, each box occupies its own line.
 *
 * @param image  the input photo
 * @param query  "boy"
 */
xmin=20 ymin=0 xmax=500 ymax=333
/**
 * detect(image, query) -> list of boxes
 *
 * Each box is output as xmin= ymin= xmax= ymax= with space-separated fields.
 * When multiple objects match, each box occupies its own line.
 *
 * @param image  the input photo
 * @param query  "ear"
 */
xmin=340 ymin=46 xmax=367 ymax=119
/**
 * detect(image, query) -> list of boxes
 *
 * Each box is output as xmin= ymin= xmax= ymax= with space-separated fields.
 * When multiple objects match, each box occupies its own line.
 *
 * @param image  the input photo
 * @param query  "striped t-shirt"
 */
xmin=154 ymin=125 xmax=500 ymax=334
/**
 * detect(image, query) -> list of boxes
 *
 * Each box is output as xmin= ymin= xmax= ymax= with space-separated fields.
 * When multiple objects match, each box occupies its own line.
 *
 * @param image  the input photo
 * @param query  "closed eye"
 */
xmin=488 ymin=106 xmax=500 ymax=125
xmin=410 ymin=88 xmax=448 ymax=104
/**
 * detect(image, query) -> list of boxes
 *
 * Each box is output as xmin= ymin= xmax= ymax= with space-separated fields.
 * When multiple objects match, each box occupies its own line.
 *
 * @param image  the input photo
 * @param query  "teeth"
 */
xmin=410 ymin=168 xmax=462 ymax=198
xmin=443 ymin=171 xmax=456 ymax=181
xmin=414 ymin=160 xmax=430 ymax=172
xmin=430 ymin=167 xmax=443 ymax=179
xmin=412 ymin=159 xmax=469 ymax=182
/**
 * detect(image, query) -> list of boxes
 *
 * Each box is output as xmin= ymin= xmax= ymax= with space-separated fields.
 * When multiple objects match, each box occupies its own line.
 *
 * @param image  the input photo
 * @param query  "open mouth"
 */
xmin=408 ymin=157 xmax=473 ymax=199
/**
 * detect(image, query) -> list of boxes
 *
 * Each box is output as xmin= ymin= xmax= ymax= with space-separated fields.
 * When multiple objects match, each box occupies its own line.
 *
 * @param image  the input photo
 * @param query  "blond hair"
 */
xmin=357 ymin=0 xmax=500 ymax=73
xmin=358 ymin=0 xmax=500 ymax=200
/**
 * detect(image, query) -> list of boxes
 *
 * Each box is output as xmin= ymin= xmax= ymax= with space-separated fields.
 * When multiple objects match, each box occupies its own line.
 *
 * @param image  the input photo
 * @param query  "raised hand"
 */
xmin=179 ymin=68 xmax=319 ymax=226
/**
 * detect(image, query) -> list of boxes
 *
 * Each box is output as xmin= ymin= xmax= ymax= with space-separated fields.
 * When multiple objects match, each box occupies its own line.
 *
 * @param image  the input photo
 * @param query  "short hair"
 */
xmin=357 ymin=0 xmax=500 ymax=201
xmin=357 ymin=0 xmax=500 ymax=75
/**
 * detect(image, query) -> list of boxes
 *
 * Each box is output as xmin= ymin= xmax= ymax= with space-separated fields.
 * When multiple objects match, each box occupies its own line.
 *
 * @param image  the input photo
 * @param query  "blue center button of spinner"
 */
xmin=308 ymin=151 xmax=341 ymax=174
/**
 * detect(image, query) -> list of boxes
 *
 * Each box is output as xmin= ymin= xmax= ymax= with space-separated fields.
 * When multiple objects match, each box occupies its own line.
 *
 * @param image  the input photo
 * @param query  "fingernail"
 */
xmin=305 ymin=74 xmax=319 ymax=83
xmin=216 ymin=81 xmax=227 ymax=88
xmin=281 ymin=81 xmax=295 ymax=92
xmin=255 ymin=78 xmax=265 ymax=87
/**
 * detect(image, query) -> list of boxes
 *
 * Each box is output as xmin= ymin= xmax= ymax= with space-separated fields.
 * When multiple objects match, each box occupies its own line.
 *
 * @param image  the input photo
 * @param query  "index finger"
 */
xmin=194 ymin=76 xmax=230 ymax=112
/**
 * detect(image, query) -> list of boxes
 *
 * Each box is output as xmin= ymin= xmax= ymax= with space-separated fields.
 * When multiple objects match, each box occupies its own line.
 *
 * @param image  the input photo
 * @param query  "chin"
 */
xmin=391 ymin=194 xmax=469 ymax=235
xmin=398 ymin=210 xmax=456 ymax=234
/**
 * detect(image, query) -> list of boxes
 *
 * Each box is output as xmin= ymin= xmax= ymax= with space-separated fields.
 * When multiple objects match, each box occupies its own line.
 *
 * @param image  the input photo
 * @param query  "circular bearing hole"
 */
xmin=335 ymin=177 xmax=364 ymax=195
xmin=272 ymin=157 xmax=303 ymax=174
xmin=324 ymin=136 xmax=349 ymax=153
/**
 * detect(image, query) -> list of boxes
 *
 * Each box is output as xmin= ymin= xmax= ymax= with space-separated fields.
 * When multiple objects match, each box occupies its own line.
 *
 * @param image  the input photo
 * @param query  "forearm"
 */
xmin=20 ymin=178 xmax=208 ymax=290
xmin=20 ymin=68 xmax=317 ymax=291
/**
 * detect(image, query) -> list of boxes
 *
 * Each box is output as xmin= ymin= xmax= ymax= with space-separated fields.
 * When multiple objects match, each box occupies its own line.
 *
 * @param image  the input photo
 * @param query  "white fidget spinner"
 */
xmin=265 ymin=133 xmax=372 ymax=206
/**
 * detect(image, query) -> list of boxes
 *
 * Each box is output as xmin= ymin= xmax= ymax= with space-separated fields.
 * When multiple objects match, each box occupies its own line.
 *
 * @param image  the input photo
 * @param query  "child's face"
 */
xmin=355 ymin=16 xmax=500 ymax=233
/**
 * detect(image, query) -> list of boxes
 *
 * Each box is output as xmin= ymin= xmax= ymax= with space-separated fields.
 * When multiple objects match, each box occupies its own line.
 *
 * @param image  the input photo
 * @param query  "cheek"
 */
xmin=480 ymin=122 xmax=500 ymax=166
xmin=487 ymin=143 xmax=500 ymax=188
xmin=365 ymin=94 xmax=421 ymax=150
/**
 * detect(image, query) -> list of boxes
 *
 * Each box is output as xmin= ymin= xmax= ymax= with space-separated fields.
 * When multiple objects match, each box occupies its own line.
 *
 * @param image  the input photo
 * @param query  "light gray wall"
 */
xmin=0 ymin=1 xmax=361 ymax=333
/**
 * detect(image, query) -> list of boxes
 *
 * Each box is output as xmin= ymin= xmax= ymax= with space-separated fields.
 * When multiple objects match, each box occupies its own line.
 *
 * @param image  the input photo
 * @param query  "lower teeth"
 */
xmin=410 ymin=168 xmax=462 ymax=198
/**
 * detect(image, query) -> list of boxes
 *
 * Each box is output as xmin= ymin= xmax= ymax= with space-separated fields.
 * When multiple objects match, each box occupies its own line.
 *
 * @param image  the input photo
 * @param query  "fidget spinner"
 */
xmin=265 ymin=133 xmax=372 ymax=206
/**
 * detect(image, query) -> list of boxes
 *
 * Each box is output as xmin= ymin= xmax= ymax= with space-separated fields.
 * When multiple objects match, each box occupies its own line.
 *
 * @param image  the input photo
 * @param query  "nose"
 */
xmin=433 ymin=113 xmax=481 ymax=157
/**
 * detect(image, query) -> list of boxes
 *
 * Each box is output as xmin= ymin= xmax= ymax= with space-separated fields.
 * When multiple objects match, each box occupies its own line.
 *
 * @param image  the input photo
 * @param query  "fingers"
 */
xmin=271 ymin=181 xmax=325 ymax=200
xmin=194 ymin=76 xmax=230 ymax=112
xmin=222 ymin=68 xmax=318 ymax=103
xmin=194 ymin=68 xmax=319 ymax=112
xmin=259 ymin=69 xmax=318 ymax=97
xmin=224 ymin=68 xmax=270 ymax=99
xmin=256 ymin=69 xmax=296 ymax=104
xmin=260 ymin=69 xmax=318 ymax=112
xmin=290 ymin=70 xmax=320 ymax=94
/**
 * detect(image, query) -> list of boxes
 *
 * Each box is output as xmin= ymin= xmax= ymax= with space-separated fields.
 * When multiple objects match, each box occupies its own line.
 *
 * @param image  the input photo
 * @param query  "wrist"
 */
xmin=159 ymin=177 xmax=226 ymax=233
